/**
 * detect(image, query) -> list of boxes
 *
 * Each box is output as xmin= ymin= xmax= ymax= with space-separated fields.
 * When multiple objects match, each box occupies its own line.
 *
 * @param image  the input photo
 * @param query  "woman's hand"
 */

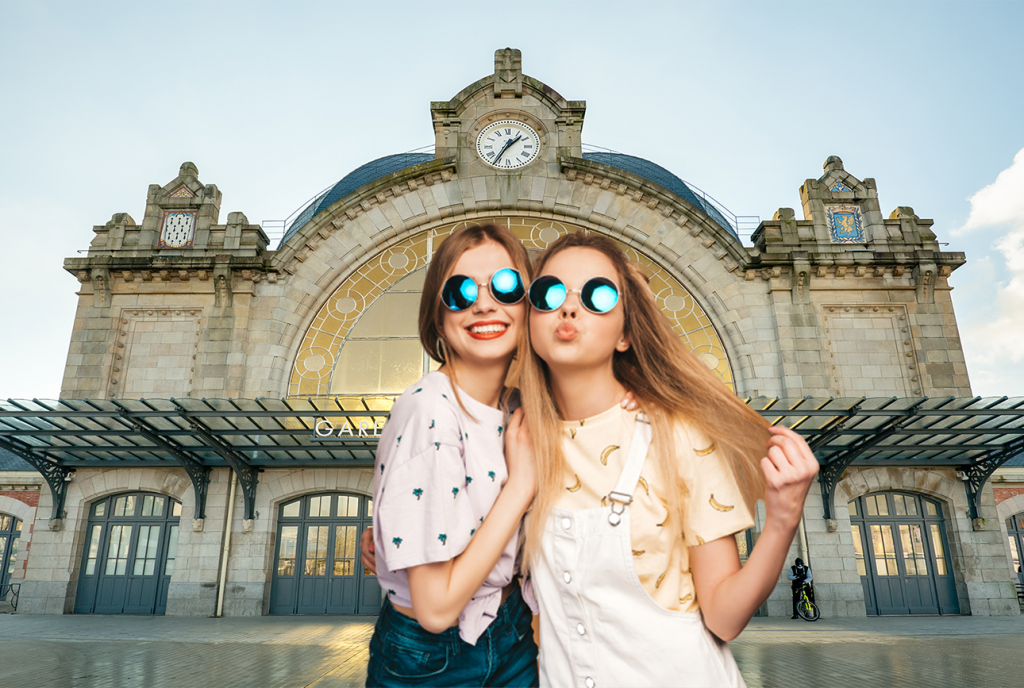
xmin=762 ymin=425 xmax=820 ymax=534
xmin=503 ymin=407 xmax=537 ymax=500
xmin=360 ymin=527 xmax=377 ymax=574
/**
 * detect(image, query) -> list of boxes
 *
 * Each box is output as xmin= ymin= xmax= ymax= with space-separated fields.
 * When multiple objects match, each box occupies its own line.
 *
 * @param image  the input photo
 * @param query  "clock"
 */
xmin=159 ymin=211 xmax=196 ymax=249
xmin=476 ymin=120 xmax=541 ymax=169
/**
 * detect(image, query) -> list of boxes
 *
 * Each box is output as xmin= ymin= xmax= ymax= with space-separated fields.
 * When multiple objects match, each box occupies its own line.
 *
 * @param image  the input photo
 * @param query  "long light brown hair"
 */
xmin=419 ymin=224 xmax=533 ymax=410
xmin=520 ymin=232 xmax=769 ymax=569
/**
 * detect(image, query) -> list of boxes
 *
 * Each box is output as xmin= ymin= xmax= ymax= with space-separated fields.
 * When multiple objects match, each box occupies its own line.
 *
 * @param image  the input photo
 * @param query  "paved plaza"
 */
xmin=0 ymin=612 xmax=1022 ymax=687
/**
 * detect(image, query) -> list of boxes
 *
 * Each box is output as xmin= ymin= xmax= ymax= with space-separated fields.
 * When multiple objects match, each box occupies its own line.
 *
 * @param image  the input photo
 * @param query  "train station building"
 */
xmin=2 ymin=49 xmax=1022 ymax=619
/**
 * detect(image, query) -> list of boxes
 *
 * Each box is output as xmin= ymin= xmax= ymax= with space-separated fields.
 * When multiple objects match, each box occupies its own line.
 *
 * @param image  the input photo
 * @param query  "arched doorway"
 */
xmin=848 ymin=492 xmax=959 ymax=615
xmin=270 ymin=492 xmax=379 ymax=615
xmin=0 ymin=513 xmax=22 ymax=601
xmin=1005 ymin=512 xmax=1024 ymax=585
xmin=74 ymin=492 xmax=181 ymax=614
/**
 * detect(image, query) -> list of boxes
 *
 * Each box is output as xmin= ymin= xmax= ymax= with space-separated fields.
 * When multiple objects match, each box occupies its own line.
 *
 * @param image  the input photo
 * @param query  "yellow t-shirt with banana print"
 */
xmin=556 ymin=404 xmax=755 ymax=612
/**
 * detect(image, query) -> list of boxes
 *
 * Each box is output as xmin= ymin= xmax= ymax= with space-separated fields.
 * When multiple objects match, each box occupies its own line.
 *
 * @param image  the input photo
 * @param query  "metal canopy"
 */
xmin=2 ymin=395 xmax=1022 ymax=523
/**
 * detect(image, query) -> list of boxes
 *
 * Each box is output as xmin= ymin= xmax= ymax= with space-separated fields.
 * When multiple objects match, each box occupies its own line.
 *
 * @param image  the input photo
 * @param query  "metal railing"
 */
xmin=1 ymin=583 xmax=20 ymax=611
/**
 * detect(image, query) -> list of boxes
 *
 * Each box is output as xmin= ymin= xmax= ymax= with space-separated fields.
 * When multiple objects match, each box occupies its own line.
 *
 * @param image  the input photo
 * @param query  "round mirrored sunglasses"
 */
xmin=528 ymin=275 xmax=620 ymax=314
xmin=441 ymin=268 xmax=526 ymax=311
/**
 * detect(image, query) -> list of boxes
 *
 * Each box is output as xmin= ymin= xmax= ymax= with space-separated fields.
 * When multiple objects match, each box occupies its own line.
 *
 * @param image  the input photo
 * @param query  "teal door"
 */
xmin=75 ymin=493 xmax=180 ymax=614
xmin=849 ymin=492 xmax=959 ymax=615
xmin=270 ymin=493 xmax=380 ymax=615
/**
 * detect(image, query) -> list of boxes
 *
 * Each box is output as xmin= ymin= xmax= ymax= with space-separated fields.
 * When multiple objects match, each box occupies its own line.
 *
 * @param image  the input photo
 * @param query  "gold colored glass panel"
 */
xmin=925 ymin=500 xmax=938 ymax=517
xmin=93 ymin=502 xmax=106 ymax=517
xmin=85 ymin=524 xmax=102 ymax=576
xmin=330 ymin=340 xmax=424 ymax=395
xmin=282 ymin=500 xmax=301 ymax=518
xmin=114 ymin=496 xmax=136 ymax=517
xmin=848 ymin=499 xmax=858 ymax=517
xmin=171 ymin=501 xmax=181 ymax=517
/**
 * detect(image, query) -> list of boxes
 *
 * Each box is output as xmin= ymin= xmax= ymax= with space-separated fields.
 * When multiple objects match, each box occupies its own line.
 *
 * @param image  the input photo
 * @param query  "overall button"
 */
xmin=563 ymin=571 xmax=572 ymax=584
xmin=561 ymin=517 xmax=572 ymax=530
xmin=577 ymin=623 xmax=586 ymax=635
xmin=585 ymin=678 xmax=595 ymax=688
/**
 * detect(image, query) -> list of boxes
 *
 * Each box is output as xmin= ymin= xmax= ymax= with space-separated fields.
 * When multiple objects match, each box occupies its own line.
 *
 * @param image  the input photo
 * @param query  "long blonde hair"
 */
xmin=520 ymin=233 xmax=768 ymax=569
xmin=418 ymin=224 xmax=533 ymax=411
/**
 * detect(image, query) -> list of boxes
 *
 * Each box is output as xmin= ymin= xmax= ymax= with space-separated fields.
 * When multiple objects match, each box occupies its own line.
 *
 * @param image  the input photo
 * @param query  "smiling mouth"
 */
xmin=467 ymin=322 xmax=510 ymax=340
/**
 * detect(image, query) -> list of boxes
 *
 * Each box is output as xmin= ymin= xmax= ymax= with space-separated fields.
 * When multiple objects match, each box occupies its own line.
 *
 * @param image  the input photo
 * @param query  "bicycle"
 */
xmin=795 ymin=581 xmax=819 ymax=622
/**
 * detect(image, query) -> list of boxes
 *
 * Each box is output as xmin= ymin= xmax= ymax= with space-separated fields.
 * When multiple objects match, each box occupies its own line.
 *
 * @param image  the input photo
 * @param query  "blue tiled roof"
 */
xmin=0 ymin=448 xmax=32 ymax=471
xmin=279 ymin=153 xmax=435 ymax=247
xmin=278 ymin=150 xmax=738 ymax=249
xmin=581 ymin=152 xmax=737 ymax=238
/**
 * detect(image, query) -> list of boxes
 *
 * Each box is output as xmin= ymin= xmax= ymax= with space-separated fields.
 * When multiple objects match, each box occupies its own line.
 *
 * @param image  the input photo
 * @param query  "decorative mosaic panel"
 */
xmin=170 ymin=186 xmax=195 ymax=198
xmin=829 ymin=180 xmax=852 ymax=193
xmin=825 ymin=205 xmax=865 ymax=244
xmin=288 ymin=217 xmax=734 ymax=397
xmin=159 ymin=211 xmax=197 ymax=249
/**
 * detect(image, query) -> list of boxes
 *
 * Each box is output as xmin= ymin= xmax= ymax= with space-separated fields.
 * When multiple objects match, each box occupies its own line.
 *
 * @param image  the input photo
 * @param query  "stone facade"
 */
xmin=7 ymin=48 xmax=1017 ymax=618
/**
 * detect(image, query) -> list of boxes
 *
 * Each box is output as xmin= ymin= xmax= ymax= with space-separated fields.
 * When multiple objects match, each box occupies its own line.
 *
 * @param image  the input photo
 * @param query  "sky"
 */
xmin=1 ymin=0 xmax=1022 ymax=399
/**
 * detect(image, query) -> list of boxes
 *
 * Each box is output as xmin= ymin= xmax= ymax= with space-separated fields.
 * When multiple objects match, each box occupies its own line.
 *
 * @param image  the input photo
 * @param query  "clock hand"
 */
xmin=493 ymin=137 xmax=516 ymax=163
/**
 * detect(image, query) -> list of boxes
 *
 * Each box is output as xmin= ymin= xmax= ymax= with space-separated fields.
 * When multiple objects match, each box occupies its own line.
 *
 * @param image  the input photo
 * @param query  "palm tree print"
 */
xmin=429 ymin=419 xmax=435 ymax=429
xmin=392 ymin=537 xmax=403 ymax=548
xmin=438 ymin=534 xmax=447 ymax=545
xmin=465 ymin=476 xmax=473 ymax=484
xmin=497 ymin=425 xmax=504 ymax=436
xmin=488 ymin=471 xmax=496 ymax=481
xmin=413 ymin=488 xmax=423 ymax=500
xmin=452 ymin=487 xmax=460 ymax=499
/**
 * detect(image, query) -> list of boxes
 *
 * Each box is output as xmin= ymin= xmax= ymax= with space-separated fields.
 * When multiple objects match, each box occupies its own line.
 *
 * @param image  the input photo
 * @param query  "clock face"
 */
xmin=476 ymin=120 xmax=541 ymax=169
xmin=159 ymin=211 xmax=196 ymax=248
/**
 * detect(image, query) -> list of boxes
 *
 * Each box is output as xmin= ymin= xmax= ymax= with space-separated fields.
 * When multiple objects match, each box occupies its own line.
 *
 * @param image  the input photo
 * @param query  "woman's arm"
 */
xmin=690 ymin=425 xmax=818 ymax=641
xmin=405 ymin=408 xmax=536 ymax=633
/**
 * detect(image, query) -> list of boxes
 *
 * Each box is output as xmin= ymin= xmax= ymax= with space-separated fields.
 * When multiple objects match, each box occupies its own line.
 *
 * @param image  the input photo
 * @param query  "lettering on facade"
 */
xmin=312 ymin=416 xmax=386 ymax=440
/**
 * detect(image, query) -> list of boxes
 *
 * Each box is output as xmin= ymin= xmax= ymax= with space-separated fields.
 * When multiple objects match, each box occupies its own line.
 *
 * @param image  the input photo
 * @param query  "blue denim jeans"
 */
xmin=366 ymin=585 xmax=538 ymax=688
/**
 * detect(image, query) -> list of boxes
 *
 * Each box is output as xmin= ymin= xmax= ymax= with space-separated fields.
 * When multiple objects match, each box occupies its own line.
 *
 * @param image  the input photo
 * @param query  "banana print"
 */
xmin=694 ymin=443 xmax=716 ymax=456
xmin=709 ymin=494 xmax=734 ymax=512
xmin=600 ymin=444 xmax=620 ymax=466
xmin=566 ymin=474 xmax=582 ymax=492
xmin=679 ymin=593 xmax=693 ymax=605
xmin=695 ymin=535 xmax=706 ymax=546
xmin=632 ymin=549 xmax=645 ymax=556
xmin=637 ymin=476 xmax=650 ymax=494
xmin=601 ymin=495 xmax=608 ymax=507
xmin=569 ymin=428 xmax=577 ymax=439
xmin=655 ymin=570 xmax=667 ymax=589
xmin=579 ymin=419 xmax=586 ymax=426
xmin=656 ymin=514 xmax=668 ymax=528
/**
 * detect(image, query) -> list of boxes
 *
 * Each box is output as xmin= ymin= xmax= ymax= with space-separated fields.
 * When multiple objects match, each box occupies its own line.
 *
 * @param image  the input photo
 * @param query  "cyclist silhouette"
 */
xmin=787 ymin=558 xmax=814 ymax=619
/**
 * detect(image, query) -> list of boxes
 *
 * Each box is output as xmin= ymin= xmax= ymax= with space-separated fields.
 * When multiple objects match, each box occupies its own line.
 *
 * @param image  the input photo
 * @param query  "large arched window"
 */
xmin=290 ymin=218 xmax=735 ymax=397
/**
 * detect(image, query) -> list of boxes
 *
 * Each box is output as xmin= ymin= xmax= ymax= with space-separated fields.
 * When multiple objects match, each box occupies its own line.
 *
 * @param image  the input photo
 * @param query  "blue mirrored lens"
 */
xmin=583 ymin=279 xmax=619 ymax=313
xmin=491 ymin=268 xmax=525 ymax=304
xmin=528 ymin=276 xmax=566 ymax=311
xmin=442 ymin=275 xmax=478 ymax=311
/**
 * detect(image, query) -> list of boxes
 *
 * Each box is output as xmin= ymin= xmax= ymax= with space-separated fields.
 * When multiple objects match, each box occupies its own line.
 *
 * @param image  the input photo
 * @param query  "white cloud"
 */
xmin=955 ymin=147 xmax=1024 ymax=396
xmin=957 ymin=147 xmax=1024 ymax=235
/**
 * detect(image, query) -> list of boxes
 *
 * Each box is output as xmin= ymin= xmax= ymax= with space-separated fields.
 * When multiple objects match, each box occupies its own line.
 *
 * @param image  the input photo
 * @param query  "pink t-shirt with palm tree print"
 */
xmin=372 ymin=371 xmax=518 ymax=645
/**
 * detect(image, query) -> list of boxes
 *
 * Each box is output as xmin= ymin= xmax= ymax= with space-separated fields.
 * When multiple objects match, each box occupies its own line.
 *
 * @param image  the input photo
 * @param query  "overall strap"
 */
xmin=607 ymin=413 xmax=652 ymax=526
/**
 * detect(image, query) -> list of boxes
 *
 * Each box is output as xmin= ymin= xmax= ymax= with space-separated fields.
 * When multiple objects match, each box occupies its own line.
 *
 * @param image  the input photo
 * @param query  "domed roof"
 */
xmin=581 ymin=152 xmax=737 ymax=238
xmin=278 ymin=151 xmax=737 ymax=248
xmin=280 ymin=153 xmax=434 ymax=246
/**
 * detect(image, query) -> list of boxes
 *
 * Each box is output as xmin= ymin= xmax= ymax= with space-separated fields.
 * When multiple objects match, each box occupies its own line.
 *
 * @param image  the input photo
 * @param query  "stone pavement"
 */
xmin=1 ymin=613 xmax=1023 ymax=688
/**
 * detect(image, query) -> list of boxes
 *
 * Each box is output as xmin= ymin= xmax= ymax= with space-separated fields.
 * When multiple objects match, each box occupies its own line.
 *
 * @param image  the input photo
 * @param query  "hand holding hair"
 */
xmin=761 ymin=425 xmax=820 ymax=534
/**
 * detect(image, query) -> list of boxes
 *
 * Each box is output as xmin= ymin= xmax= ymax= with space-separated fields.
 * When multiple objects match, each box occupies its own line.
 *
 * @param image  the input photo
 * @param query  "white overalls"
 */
xmin=532 ymin=416 xmax=746 ymax=688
